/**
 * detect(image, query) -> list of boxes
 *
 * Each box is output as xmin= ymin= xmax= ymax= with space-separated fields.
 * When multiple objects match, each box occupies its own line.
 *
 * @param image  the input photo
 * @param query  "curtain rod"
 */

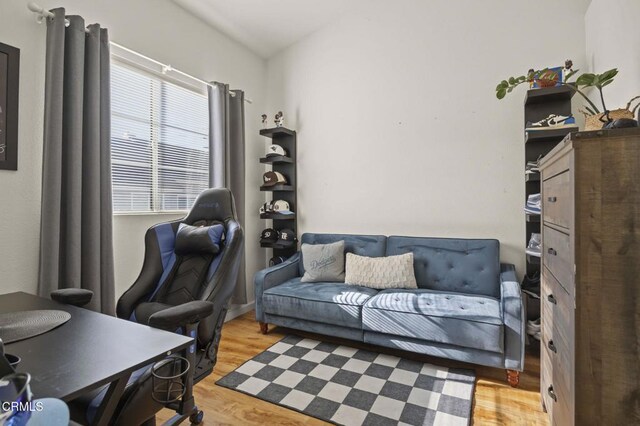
xmin=26 ymin=2 xmax=253 ymax=104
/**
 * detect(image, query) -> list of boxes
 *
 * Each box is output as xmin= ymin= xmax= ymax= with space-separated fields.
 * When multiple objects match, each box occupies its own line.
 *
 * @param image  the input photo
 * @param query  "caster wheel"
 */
xmin=189 ymin=409 xmax=204 ymax=425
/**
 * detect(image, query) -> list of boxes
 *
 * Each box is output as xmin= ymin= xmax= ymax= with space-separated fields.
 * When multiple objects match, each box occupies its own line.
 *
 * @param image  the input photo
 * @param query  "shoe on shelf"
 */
xmin=522 ymin=270 xmax=541 ymax=295
xmin=525 ymin=165 xmax=539 ymax=175
xmin=526 ymin=233 xmax=542 ymax=257
xmin=524 ymin=193 xmax=541 ymax=215
xmin=525 ymin=155 xmax=543 ymax=177
xmin=526 ymin=318 xmax=541 ymax=335
xmin=526 ymin=114 xmax=576 ymax=131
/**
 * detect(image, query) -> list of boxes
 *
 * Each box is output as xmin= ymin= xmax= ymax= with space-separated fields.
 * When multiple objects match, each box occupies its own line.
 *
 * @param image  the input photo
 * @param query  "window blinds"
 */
xmin=111 ymin=62 xmax=209 ymax=213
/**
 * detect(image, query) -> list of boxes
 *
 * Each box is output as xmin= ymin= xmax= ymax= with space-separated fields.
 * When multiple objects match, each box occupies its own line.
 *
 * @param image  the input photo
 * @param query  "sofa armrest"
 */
xmin=254 ymin=253 xmax=301 ymax=322
xmin=500 ymin=263 xmax=525 ymax=371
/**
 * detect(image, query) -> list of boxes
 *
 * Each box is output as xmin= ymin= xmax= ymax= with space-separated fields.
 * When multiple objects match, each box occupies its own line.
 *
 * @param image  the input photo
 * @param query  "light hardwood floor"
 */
xmin=158 ymin=312 xmax=548 ymax=425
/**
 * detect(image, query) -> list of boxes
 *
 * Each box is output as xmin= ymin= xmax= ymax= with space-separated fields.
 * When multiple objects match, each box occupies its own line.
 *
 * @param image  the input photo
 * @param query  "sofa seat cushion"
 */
xmin=362 ymin=289 xmax=503 ymax=352
xmin=263 ymin=278 xmax=378 ymax=329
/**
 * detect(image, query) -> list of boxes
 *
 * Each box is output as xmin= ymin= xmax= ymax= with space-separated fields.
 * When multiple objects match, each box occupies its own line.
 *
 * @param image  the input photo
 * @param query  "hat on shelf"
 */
xmin=260 ymin=228 xmax=279 ymax=244
xmin=259 ymin=202 xmax=272 ymax=214
xmin=271 ymin=200 xmax=294 ymax=215
xmin=266 ymin=144 xmax=287 ymax=157
xmin=262 ymin=171 xmax=287 ymax=187
xmin=269 ymin=256 xmax=287 ymax=266
xmin=274 ymin=228 xmax=297 ymax=248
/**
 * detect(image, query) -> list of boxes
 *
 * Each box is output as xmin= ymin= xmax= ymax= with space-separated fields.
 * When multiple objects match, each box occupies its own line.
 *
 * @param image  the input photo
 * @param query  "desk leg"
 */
xmin=91 ymin=372 xmax=131 ymax=426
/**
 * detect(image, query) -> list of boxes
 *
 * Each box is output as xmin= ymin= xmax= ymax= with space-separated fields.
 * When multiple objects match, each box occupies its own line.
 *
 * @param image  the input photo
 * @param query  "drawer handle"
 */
xmin=547 ymin=340 xmax=557 ymax=353
xmin=547 ymin=247 xmax=557 ymax=256
xmin=548 ymin=386 xmax=557 ymax=402
xmin=547 ymin=294 xmax=557 ymax=304
xmin=548 ymin=196 xmax=557 ymax=203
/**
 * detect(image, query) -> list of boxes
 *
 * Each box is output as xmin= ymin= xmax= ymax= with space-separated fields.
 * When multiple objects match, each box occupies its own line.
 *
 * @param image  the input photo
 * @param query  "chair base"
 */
xmin=506 ymin=369 xmax=520 ymax=387
xmin=259 ymin=322 xmax=268 ymax=335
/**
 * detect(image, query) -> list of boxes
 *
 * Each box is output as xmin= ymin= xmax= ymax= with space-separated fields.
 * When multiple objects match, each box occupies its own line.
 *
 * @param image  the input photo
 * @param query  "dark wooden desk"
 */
xmin=1 ymin=292 xmax=192 ymax=425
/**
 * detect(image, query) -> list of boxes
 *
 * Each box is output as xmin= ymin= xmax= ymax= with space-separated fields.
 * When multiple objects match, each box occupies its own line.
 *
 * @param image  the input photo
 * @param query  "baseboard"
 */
xmin=225 ymin=302 xmax=255 ymax=322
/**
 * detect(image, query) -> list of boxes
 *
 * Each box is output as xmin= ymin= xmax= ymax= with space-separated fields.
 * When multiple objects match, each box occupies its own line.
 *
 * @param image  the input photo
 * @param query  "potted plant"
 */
xmin=496 ymin=60 xmax=640 ymax=130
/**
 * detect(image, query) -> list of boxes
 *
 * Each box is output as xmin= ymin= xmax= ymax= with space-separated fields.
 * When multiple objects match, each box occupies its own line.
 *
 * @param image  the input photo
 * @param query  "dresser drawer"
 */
xmin=541 ymin=146 xmax=571 ymax=179
xmin=542 ymin=266 xmax=574 ymax=345
xmin=543 ymin=225 xmax=573 ymax=295
xmin=540 ymin=348 xmax=554 ymax=419
xmin=542 ymin=170 xmax=572 ymax=230
xmin=541 ymin=344 xmax=574 ymax=426
xmin=541 ymin=307 xmax=573 ymax=401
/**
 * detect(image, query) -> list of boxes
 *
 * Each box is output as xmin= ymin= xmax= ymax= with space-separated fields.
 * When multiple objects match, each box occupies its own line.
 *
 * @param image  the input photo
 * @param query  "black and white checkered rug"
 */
xmin=217 ymin=336 xmax=475 ymax=425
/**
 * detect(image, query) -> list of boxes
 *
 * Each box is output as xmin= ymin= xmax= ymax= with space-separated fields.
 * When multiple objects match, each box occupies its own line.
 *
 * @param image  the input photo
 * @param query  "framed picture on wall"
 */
xmin=0 ymin=42 xmax=20 ymax=171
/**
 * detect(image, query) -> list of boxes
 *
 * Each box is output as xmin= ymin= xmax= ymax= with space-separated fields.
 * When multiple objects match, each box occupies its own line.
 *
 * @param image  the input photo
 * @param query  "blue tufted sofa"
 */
xmin=254 ymin=233 xmax=525 ymax=386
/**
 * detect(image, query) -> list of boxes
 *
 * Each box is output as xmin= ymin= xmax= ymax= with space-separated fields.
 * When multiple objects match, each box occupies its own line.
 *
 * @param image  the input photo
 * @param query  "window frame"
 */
xmin=110 ymin=57 xmax=210 ymax=215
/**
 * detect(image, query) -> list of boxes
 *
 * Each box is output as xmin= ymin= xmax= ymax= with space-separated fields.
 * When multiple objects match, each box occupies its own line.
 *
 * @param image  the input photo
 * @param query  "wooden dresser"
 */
xmin=538 ymin=128 xmax=640 ymax=425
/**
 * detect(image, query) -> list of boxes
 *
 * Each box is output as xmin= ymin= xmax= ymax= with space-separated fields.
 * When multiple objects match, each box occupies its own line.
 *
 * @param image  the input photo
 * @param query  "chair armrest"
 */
xmin=500 ymin=263 xmax=525 ymax=371
xmin=50 ymin=289 xmax=94 ymax=307
xmin=148 ymin=301 xmax=214 ymax=330
xmin=254 ymin=253 xmax=301 ymax=322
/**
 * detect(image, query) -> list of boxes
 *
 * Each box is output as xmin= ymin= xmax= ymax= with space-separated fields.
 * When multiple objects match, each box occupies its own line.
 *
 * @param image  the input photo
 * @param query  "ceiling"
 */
xmin=172 ymin=0 xmax=367 ymax=58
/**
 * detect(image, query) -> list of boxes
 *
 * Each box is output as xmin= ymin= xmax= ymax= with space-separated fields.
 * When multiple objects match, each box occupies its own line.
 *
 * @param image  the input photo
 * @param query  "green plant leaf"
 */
xmin=576 ymin=73 xmax=596 ymax=86
xmin=601 ymin=79 xmax=613 ymax=87
xmin=564 ymin=69 xmax=578 ymax=81
xmin=508 ymin=77 xmax=515 ymax=85
xmin=497 ymin=88 xmax=507 ymax=99
xmin=599 ymin=68 xmax=618 ymax=82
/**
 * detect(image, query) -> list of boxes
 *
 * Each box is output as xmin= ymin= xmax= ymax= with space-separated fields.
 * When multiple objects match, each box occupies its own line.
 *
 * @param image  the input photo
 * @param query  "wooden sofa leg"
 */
xmin=506 ymin=369 xmax=520 ymax=387
xmin=259 ymin=322 xmax=268 ymax=335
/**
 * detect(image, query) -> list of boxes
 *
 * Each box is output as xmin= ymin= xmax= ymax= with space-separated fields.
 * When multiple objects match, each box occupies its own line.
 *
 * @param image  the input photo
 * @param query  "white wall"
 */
xmin=266 ymin=0 xmax=590 ymax=275
xmin=586 ymin=0 xmax=640 ymax=111
xmin=0 ymin=0 xmax=266 ymax=300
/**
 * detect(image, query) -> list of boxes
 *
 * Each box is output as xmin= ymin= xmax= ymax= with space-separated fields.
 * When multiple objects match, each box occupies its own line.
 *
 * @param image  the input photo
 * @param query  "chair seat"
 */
xmin=263 ymin=278 xmax=378 ymax=329
xmin=134 ymin=302 xmax=173 ymax=326
xmin=362 ymin=289 xmax=504 ymax=352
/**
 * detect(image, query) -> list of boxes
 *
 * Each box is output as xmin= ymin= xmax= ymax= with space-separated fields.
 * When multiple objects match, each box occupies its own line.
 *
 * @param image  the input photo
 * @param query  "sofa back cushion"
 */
xmin=386 ymin=236 xmax=500 ymax=298
xmin=300 ymin=233 xmax=387 ymax=276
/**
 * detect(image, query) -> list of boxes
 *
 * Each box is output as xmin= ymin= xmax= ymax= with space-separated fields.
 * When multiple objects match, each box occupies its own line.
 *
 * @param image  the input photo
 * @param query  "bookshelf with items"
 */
xmin=259 ymin=126 xmax=298 ymax=266
xmin=522 ymin=85 xmax=577 ymax=341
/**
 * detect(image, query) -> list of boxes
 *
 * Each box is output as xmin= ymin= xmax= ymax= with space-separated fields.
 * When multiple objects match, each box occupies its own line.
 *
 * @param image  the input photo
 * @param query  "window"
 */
xmin=111 ymin=62 xmax=209 ymax=213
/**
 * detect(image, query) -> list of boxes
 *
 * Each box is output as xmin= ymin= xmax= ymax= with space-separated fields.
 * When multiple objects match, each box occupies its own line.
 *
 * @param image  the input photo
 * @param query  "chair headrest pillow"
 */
xmin=175 ymin=223 xmax=225 ymax=256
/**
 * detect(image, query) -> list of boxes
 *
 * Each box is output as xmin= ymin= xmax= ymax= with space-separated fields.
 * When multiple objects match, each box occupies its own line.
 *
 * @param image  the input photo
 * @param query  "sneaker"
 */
xmin=527 ymin=318 xmax=541 ymax=335
xmin=526 ymin=114 xmax=576 ymax=131
xmin=525 ymin=155 xmax=543 ymax=174
xmin=524 ymin=193 xmax=541 ymax=215
xmin=526 ymin=233 xmax=542 ymax=257
xmin=522 ymin=270 xmax=541 ymax=296
xmin=525 ymin=163 xmax=539 ymax=175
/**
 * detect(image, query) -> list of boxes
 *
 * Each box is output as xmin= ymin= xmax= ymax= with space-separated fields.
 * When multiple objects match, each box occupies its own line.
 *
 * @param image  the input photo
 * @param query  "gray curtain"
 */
xmin=38 ymin=8 xmax=115 ymax=315
xmin=208 ymin=82 xmax=247 ymax=304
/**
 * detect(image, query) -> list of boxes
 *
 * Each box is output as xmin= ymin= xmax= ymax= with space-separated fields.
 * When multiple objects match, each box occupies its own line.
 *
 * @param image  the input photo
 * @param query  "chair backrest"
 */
xmin=106 ymin=189 xmax=244 ymax=426
xmin=118 ymin=188 xmax=244 ymax=353
xmin=386 ymin=236 xmax=500 ymax=298
xmin=299 ymin=233 xmax=387 ymax=276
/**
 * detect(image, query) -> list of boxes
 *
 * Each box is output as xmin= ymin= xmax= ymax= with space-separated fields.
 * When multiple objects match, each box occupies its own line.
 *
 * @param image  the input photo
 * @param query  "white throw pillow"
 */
xmin=345 ymin=252 xmax=417 ymax=289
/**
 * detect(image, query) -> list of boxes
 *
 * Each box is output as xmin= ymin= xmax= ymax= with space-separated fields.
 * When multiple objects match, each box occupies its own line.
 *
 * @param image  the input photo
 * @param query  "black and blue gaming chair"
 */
xmin=59 ymin=188 xmax=244 ymax=425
